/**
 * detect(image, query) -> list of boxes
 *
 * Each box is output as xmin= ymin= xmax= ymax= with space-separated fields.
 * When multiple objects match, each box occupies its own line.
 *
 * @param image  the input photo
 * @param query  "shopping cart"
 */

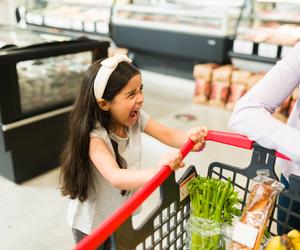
xmin=75 ymin=130 xmax=300 ymax=250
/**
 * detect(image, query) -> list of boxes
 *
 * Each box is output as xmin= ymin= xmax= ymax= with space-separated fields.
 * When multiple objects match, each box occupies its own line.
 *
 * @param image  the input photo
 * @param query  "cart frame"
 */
xmin=74 ymin=130 xmax=299 ymax=250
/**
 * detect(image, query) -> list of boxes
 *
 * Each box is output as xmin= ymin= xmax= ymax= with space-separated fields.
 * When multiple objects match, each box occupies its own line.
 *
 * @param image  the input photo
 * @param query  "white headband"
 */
xmin=93 ymin=54 xmax=132 ymax=100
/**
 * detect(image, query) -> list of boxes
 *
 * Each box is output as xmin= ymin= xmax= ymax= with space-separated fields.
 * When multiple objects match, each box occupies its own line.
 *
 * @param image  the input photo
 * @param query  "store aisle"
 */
xmin=0 ymin=71 xmax=252 ymax=250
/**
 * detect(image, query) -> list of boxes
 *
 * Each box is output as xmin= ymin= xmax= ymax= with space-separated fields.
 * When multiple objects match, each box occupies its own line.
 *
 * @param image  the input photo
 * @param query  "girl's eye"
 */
xmin=128 ymin=92 xmax=136 ymax=98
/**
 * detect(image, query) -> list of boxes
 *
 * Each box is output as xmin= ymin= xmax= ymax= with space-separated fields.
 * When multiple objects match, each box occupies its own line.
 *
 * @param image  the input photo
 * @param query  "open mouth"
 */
xmin=129 ymin=110 xmax=139 ymax=119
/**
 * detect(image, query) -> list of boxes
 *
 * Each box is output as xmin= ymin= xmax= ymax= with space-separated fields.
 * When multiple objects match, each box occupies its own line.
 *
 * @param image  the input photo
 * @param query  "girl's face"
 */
xmin=108 ymin=73 xmax=144 ymax=131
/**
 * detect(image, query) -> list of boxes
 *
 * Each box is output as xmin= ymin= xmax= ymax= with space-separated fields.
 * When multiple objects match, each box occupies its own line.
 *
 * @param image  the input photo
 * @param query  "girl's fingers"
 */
xmin=188 ymin=126 xmax=208 ymax=144
xmin=159 ymin=151 xmax=184 ymax=171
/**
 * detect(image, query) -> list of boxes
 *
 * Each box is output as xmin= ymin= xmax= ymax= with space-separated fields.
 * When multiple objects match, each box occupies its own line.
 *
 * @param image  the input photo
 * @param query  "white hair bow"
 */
xmin=94 ymin=54 xmax=132 ymax=100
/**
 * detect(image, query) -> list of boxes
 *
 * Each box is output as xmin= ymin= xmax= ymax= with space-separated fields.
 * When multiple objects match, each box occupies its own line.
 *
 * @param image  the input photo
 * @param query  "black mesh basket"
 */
xmin=111 ymin=144 xmax=300 ymax=249
xmin=75 ymin=132 xmax=300 ymax=250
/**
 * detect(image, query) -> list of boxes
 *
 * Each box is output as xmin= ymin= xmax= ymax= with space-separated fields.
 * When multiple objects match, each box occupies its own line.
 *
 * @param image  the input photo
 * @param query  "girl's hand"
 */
xmin=187 ymin=126 xmax=208 ymax=152
xmin=158 ymin=151 xmax=184 ymax=171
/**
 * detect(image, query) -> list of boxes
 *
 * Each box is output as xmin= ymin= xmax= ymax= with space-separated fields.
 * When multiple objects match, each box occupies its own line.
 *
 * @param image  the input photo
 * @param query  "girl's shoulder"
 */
xmin=90 ymin=123 xmax=108 ymax=140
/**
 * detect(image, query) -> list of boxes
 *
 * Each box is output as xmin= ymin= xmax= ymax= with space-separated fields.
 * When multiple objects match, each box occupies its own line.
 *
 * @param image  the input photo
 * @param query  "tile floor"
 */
xmin=0 ymin=70 xmax=258 ymax=250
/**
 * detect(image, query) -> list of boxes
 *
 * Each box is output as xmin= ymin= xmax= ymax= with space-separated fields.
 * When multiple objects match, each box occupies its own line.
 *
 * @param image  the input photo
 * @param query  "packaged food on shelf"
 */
xmin=212 ymin=65 xmax=234 ymax=82
xmin=193 ymin=63 xmax=219 ymax=104
xmin=237 ymin=25 xmax=300 ymax=47
xmin=209 ymin=80 xmax=231 ymax=107
xmin=247 ymin=73 xmax=265 ymax=90
xmin=226 ymin=70 xmax=252 ymax=111
xmin=276 ymin=94 xmax=291 ymax=114
xmin=237 ymin=27 xmax=275 ymax=43
xmin=194 ymin=78 xmax=212 ymax=104
xmin=288 ymin=87 xmax=299 ymax=116
xmin=17 ymin=52 xmax=90 ymax=113
xmin=273 ymin=107 xmax=288 ymax=123
xmin=209 ymin=65 xmax=234 ymax=107
xmin=266 ymin=25 xmax=300 ymax=46
xmin=231 ymin=174 xmax=284 ymax=250
xmin=193 ymin=63 xmax=219 ymax=81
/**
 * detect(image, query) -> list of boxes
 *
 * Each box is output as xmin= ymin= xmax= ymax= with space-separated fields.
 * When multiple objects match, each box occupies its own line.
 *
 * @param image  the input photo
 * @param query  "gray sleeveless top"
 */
xmin=67 ymin=110 xmax=149 ymax=234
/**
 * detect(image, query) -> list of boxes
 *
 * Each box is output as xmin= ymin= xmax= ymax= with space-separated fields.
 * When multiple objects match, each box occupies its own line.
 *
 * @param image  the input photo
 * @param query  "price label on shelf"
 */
xmin=72 ymin=20 xmax=83 ymax=31
xmin=258 ymin=43 xmax=278 ymax=58
xmin=26 ymin=13 xmax=43 ymax=25
xmin=96 ymin=22 xmax=109 ymax=34
xmin=84 ymin=21 xmax=95 ymax=32
xmin=44 ymin=16 xmax=71 ymax=29
xmin=233 ymin=39 xmax=254 ymax=55
xmin=281 ymin=45 xmax=292 ymax=58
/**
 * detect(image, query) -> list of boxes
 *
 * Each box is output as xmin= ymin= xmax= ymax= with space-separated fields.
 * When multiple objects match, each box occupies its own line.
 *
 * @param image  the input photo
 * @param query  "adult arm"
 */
xmin=229 ymin=43 xmax=300 ymax=165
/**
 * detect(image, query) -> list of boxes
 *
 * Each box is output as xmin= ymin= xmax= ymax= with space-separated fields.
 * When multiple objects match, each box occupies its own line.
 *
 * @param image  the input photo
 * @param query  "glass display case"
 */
xmin=229 ymin=0 xmax=300 ymax=71
xmin=112 ymin=3 xmax=241 ymax=37
xmin=110 ymin=1 xmax=245 ymax=78
xmin=17 ymin=51 xmax=91 ymax=114
xmin=24 ymin=0 xmax=117 ymax=36
xmin=0 ymin=24 xmax=70 ymax=49
xmin=0 ymin=25 xmax=110 ymax=183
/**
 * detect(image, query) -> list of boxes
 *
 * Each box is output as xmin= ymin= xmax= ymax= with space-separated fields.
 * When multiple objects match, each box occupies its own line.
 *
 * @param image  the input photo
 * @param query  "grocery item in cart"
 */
xmin=265 ymin=229 xmax=300 ymax=250
xmin=231 ymin=174 xmax=284 ymax=250
xmin=186 ymin=176 xmax=241 ymax=250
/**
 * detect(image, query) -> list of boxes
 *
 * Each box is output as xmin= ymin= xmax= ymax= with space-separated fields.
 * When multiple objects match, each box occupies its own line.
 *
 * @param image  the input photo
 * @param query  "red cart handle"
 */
xmin=206 ymin=130 xmax=290 ymax=161
xmin=74 ymin=130 xmax=290 ymax=250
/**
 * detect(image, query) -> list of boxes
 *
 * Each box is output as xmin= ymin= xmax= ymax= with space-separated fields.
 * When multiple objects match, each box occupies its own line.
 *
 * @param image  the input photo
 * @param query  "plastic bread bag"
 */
xmin=230 ymin=170 xmax=284 ymax=250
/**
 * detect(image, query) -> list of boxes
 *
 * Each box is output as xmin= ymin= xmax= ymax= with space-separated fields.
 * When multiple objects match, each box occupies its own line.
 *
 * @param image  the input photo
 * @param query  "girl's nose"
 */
xmin=137 ymin=92 xmax=144 ymax=104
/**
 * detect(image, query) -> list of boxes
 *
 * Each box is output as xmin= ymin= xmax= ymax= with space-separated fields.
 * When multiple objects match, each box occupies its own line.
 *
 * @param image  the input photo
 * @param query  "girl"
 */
xmin=59 ymin=55 xmax=207 ymax=247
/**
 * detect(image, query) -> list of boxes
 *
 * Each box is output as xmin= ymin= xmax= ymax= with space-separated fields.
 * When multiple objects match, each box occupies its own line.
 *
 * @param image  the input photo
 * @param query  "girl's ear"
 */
xmin=97 ymin=99 xmax=110 ymax=111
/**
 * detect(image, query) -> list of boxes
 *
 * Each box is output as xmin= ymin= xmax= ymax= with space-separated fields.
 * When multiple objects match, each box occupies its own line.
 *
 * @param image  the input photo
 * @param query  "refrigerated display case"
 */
xmin=23 ymin=0 xmax=115 ymax=37
xmin=229 ymin=0 xmax=300 ymax=72
xmin=0 ymin=25 xmax=109 ymax=183
xmin=110 ymin=1 xmax=244 ymax=78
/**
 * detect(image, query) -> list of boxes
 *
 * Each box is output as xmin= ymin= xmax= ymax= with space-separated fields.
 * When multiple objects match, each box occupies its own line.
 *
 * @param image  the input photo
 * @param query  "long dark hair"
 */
xmin=60 ymin=58 xmax=140 ymax=202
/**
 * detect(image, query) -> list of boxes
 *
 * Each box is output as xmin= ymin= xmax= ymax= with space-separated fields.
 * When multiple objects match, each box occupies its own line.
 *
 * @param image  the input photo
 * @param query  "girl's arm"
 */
xmin=89 ymin=137 xmax=183 ymax=190
xmin=229 ymin=42 xmax=300 ymax=165
xmin=144 ymin=118 xmax=187 ymax=148
xmin=144 ymin=118 xmax=207 ymax=150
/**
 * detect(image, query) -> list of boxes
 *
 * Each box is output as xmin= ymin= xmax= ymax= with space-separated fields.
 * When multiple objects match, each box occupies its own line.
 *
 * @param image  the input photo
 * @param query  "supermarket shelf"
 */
xmin=230 ymin=57 xmax=275 ymax=72
xmin=112 ymin=18 xmax=234 ymax=37
xmin=256 ymin=0 xmax=300 ymax=3
xmin=169 ymin=0 xmax=245 ymax=8
xmin=112 ymin=4 xmax=240 ymax=17
xmin=229 ymin=51 xmax=279 ymax=64
xmin=255 ymin=14 xmax=300 ymax=24
xmin=25 ymin=23 xmax=110 ymax=40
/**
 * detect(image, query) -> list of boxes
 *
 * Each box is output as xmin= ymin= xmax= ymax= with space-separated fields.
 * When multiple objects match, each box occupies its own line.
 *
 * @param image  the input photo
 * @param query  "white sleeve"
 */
xmin=228 ymin=42 xmax=300 ymax=165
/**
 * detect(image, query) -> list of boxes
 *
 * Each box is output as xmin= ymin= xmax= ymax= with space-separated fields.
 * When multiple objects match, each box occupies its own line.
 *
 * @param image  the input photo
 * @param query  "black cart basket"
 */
xmin=75 ymin=130 xmax=300 ymax=250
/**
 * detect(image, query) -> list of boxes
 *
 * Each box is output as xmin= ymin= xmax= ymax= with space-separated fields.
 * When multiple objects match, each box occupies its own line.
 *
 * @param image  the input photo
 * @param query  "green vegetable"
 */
xmin=187 ymin=176 xmax=241 ymax=250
